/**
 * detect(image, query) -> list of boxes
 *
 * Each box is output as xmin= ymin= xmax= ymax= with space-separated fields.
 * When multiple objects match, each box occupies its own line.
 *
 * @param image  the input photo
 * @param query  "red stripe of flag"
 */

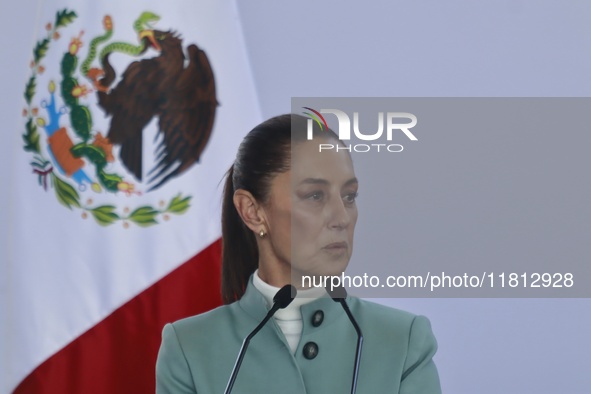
xmin=13 ymin=239 xmax=222 ymax=394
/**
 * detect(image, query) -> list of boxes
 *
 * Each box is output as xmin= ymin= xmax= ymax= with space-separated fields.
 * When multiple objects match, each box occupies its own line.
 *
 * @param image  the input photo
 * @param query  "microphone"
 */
xmin=326 ymin=284 xmax=363 ymax=394
xmin=224 ymin=284 xmax=296 ymax=394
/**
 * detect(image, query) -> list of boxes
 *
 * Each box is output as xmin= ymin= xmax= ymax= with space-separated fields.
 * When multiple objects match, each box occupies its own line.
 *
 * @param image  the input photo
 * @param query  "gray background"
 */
xmin=239 ymin=2 xmax=591 ymax=393
xmin=292 ymin=97 xmax=591 ymax=298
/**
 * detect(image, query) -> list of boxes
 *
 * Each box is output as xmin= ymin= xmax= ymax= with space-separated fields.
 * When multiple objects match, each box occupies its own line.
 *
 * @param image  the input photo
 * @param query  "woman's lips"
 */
xmin=323 ymin=242 xmax=348 ymax=250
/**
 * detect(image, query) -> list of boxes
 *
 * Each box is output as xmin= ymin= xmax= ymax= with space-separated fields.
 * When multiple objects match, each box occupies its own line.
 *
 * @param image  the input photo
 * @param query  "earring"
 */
xmin=259 ymin=228 xmax=266 ymax=238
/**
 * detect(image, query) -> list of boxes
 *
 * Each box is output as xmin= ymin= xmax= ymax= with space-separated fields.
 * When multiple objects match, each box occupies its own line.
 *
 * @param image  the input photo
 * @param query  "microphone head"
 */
xmin=274 ymin=285 xmax=296 ymax=309
xmin=326 ymin=284 xmax=348 ymax=302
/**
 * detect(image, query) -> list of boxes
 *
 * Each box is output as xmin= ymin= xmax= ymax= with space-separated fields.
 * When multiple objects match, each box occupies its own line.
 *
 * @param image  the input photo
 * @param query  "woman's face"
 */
xmin=261 ymin=138 xmax=358 ymax=284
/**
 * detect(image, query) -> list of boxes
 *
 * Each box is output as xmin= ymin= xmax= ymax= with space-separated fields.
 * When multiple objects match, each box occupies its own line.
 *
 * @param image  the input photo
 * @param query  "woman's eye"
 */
xmin=343 ymin=192 xmax=358 ymax=204
xmin=306 ymin=191 xmax=324 ymax=201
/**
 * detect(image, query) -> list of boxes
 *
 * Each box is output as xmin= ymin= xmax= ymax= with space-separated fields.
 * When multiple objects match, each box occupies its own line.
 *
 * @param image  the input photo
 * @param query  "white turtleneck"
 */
xmin=252 ymin=269 xmax=325 ymax=354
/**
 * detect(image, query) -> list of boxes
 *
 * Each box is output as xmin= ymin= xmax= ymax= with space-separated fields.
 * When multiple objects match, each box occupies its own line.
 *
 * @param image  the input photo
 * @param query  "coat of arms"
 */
xmin=22 ymin=9 xmax=217 ymax=227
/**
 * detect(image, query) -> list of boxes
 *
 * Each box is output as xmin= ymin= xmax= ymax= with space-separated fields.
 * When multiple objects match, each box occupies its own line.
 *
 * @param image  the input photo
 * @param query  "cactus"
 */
xmin=56 ymin=39 xmax=124 ymax=192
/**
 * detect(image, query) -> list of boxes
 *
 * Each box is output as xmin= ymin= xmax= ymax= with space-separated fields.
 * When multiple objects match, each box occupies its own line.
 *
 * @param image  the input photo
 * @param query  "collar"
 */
xmin=252 ymin=269 xmax=326 ymax=320
xmin=238 ymin=274 xmax=346 ymax=330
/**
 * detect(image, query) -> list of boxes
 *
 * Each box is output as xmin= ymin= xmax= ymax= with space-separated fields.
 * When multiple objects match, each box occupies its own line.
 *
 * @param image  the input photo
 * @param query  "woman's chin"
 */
xmin=291 ymin=258 xmax=350 ymax=282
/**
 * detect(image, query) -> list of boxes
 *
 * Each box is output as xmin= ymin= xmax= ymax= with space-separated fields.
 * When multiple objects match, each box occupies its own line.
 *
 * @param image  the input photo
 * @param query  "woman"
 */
xmin=156 ymin=114 xmax=441 ymax=393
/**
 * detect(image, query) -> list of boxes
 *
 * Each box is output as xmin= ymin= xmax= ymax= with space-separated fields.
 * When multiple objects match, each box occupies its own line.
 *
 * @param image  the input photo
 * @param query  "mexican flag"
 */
xmin=0 ymin=1 xmax=260 ymax=392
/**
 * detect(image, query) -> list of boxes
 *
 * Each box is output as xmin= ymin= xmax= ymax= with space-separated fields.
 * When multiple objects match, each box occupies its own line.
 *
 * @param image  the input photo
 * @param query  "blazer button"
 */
xmin=311 ymin=310 xmax=324 ymax=327
xmin=303 ymin=342 xmax=319 ymax=359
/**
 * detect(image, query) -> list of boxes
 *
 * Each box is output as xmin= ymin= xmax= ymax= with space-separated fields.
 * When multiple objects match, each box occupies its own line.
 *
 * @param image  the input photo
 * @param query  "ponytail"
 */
xmin=219 ymin=114 xmax=335 ymax=303
xmin=221 ymin=165 xmax=258 ymax=304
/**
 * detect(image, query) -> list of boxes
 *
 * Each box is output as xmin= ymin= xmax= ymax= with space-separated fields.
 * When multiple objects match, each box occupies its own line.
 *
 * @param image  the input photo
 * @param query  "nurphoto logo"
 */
xmin=303 ymin=107 xmax=418 ymax=153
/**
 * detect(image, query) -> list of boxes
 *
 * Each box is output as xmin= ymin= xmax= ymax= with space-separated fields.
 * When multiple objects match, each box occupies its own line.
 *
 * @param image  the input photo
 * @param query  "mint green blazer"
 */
xmin=156 ymin=278 xmax=441 ymax=393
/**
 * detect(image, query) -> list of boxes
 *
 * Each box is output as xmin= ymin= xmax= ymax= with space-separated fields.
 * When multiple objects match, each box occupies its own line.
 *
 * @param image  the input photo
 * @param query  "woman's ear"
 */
xmin=233 ymin=189 xmax=266 ymax=233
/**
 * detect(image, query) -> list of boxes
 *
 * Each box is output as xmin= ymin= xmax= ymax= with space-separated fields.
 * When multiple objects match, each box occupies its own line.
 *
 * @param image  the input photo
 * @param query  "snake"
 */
xmin=81 ymin=12 xmax=160 ymax=78
xmin=80 ymin=15 xmax=113 ymax=76
xmin=98 ymin=12 xmax=161 ymax=60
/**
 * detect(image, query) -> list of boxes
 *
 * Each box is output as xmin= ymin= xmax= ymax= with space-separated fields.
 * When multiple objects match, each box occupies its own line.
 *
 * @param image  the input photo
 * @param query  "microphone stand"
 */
xmin=224 ymin=285 xmax=296 ymax=394
xmin=327 ymin=285 xmax=363 ymax=394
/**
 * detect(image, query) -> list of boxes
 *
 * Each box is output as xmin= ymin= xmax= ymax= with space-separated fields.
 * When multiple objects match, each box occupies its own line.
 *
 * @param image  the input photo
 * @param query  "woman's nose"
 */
xmin=328 ymin=196 xmax=351 ymax=229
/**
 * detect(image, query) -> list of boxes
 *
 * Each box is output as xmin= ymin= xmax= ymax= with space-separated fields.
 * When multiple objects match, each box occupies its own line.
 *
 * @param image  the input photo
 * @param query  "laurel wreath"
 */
xmin=22 ymin=9 xmax=192 ymax=227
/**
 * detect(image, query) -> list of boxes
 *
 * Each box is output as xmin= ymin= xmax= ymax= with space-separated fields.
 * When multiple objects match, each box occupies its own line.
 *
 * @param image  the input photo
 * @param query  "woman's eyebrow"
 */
xmin=344 ymin=177 xmax=359 ymax=187
xmin=299 ymin=178 xmax=329 ymax=185
xmin=298 ymin=177 xmax=358 ymax=186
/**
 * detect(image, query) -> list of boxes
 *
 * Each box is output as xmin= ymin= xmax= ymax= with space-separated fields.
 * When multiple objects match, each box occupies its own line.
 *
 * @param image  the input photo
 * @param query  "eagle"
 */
xmin=96 ymin=29 xmax=217 ymax=190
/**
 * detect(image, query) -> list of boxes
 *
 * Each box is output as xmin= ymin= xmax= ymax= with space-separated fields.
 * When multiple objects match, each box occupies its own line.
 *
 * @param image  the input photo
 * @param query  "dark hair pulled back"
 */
xmin=221 ymin=114 xmax=338 ymax=303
